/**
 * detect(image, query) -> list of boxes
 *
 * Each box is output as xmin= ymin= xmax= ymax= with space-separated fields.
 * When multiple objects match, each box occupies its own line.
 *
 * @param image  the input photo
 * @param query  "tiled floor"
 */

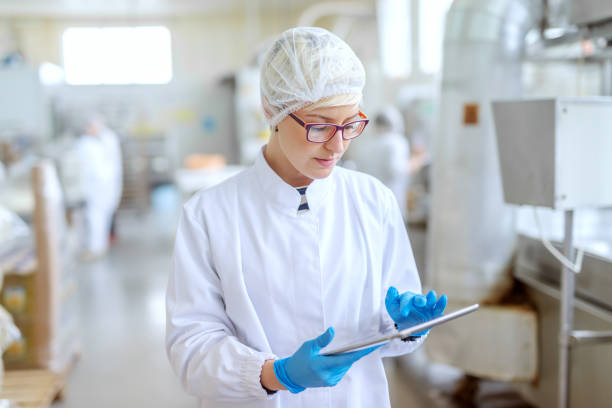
xmin=53 ymin=206 xmax=195 ymax=407
xmin=52 ymin=186 xmax=530 ymax=408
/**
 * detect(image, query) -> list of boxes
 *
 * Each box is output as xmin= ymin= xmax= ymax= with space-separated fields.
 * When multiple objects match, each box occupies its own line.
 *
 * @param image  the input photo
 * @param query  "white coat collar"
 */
xmin=254 ymin=147 xmax=332 ymax=216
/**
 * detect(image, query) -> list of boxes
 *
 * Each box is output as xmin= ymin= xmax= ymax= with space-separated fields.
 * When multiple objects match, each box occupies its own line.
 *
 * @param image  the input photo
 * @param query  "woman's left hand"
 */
xmin=385 ymin=287 xmax=447 ymax=336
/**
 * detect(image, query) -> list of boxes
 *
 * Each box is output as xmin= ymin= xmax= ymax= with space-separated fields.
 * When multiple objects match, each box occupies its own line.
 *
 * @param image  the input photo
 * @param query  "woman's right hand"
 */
xmin=385 ymin=287 xmax=447 ymax=336
xmin=273 ymin=327 xmax=379 ymax=393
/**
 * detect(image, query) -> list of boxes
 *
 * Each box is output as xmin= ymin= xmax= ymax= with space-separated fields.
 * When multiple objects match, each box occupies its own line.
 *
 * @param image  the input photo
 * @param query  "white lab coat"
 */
xmin=99 ymin=128 xmax=123 ymax=210
xmin=77 ymin=134 xmax=115 ymax=254
xmin=76 ymin=128 xmax=122 ymax=254
xmin=356 ymin=131 xmax=410 ymax=219
xmin=166 ymin=149 xmax=424 ymax=408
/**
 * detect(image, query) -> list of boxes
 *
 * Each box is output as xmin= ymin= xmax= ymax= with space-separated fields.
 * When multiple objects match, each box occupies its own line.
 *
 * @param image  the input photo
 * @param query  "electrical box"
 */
xmin=570 ymin=0 xmax=612 ymax=26
xmin=492 ymin=97 xmax=612 ymax=209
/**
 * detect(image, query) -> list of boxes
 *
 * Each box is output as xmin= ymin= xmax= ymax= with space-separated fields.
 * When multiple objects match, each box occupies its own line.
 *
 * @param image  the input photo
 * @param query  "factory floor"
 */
xmin=52 ymin=186 xmax=531 ymax=408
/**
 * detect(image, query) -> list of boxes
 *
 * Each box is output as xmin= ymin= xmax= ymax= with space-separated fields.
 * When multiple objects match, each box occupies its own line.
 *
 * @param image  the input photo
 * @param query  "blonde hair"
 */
xmin=301 ymin=94 xmax=361 ymax=112
xmin=270 ymin=94 xmax=362 ymax=131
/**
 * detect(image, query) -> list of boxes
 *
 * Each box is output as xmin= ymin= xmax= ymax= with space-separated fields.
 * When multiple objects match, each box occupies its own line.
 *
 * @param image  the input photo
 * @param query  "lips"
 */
xmin=315 ymin=157 xmax=336 ymax=167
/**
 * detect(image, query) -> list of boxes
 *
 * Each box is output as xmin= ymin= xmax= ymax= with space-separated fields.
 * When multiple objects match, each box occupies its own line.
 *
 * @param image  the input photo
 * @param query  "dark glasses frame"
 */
xmin=288 ymin=111 xmax=369 ymax=143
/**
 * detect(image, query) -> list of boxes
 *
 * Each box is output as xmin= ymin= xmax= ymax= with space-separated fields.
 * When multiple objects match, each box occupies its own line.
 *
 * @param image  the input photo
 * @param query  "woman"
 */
xmin=166 ymin=27 xmax=447 ymax=408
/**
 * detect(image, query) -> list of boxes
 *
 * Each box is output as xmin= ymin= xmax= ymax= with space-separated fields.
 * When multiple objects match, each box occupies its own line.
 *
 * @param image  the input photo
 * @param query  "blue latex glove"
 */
xmin=273 ymin=327 xmax=380 ymax=394
xmin=385 ymin=287 xmax=447 ymax=336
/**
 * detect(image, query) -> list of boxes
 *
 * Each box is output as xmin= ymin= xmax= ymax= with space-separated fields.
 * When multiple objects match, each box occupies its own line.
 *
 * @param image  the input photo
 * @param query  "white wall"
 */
xmin=0 ymin=12 xmax=299 ymax=164
xmin=1 ymin=2 xmax=438 ymax=166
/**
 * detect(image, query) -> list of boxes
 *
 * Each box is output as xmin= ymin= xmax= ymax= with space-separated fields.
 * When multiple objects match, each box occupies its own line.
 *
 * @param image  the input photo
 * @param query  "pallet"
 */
xmin=0 ymin=370 xmax=63 ymax=408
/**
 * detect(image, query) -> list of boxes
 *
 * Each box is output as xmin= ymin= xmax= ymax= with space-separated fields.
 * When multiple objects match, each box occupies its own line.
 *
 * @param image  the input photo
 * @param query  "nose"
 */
xmin=324 ymin=129 xmax=345 ymax=154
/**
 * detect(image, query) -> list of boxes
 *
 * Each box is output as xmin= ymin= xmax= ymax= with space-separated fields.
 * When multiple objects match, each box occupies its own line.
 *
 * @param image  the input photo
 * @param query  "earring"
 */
xmin=275 ymin=126 xmax=279 ymax=132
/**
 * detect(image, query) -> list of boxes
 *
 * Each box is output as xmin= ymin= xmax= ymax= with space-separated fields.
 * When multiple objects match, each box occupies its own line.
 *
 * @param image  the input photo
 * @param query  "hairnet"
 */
xmin=260 ymin=27 xmax=366 ymax=127
xmin=72 ymin=112 xmax=104 ymax=136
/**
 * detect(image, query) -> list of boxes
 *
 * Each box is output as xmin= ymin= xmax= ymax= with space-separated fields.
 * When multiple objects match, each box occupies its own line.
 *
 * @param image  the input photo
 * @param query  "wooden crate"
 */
xmin=1 ymin=161 xmax=80 ymax=372
xmin=0 ymin=370 xmax=63 ymax=407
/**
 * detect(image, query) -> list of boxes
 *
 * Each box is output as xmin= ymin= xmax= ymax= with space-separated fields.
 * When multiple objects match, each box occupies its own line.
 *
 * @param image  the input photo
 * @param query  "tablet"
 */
xmin=321 ymin=303 xmax=479 ymax=356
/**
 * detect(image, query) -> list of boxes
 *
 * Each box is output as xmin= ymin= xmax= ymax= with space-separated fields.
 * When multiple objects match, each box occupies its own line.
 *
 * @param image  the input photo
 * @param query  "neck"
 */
xmin=263 ymin=139 xmax=312 ymax=188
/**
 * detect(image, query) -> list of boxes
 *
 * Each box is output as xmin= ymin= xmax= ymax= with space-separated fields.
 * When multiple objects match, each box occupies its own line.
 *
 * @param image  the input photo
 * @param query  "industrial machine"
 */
xmin=425 ymin=1 xmax=612 ymax=407
xmin=493 ymin=97 xmax=612 ymax=407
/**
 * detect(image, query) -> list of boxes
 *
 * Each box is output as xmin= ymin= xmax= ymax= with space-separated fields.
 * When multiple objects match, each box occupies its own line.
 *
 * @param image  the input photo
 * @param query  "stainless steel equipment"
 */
xmin=493 ymin=99 xmax=612 ymax=407
xmin=492 ymin=98 xmax=612 ymax=209
xmin=569 ymin=0 xmax=612 ymax=26
xmin=514 ymin=234 xmax=612 ymax=407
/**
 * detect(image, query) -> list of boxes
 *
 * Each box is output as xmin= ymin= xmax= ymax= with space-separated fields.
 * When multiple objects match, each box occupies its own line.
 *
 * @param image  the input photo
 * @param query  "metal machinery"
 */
xmin=426 ymin=0 xmax=542 ymax=389
xmin=427 ymin=0 xmax=612 ymax=407
xmin=493 ymin=98 xmax=612 ymax=407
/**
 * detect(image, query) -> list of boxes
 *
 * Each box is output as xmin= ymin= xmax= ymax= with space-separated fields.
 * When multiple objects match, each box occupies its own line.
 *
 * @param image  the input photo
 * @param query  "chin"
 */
xmin=307 ymin=167 xmax=334 ymax=180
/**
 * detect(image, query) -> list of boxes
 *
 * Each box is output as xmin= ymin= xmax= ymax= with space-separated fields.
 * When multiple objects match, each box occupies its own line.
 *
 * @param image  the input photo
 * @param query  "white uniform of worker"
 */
xmin=356 ymin=107 xmax=410 ymax=219
xmin=77 ymin=123 xmax=122 ymax=256
xmin=99 ymin=127 xmax=123 ymax=211
xmin=78 ymin=133 xmax=114 ymax=254
xmin=166 ymin=149 xmax=424 ymax=408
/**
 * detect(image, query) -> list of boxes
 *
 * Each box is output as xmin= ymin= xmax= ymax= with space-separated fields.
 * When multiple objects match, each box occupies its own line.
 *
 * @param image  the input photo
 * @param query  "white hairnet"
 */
xmin=260 ymin=27 xmax=366 ymax=127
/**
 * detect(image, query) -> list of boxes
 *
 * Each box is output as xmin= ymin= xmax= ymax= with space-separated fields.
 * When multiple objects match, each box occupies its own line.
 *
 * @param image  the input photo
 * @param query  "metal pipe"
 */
xmin=514 ymin=268 xmax=612 ymax=325
xmin=602 ymin=58 xmax=612 ymax=95
xmin=570 ymin=330 xmax=612 ymax=346
xmin=558 ymin=209 xmax=575 ymax=408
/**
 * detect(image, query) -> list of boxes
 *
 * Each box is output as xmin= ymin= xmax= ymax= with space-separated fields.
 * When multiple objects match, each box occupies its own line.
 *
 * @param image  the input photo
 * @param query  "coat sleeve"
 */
xmin=377 ymin=187 xmax=427 ymax=358
xmin=166 ymin=205 xmax=277 ymax=401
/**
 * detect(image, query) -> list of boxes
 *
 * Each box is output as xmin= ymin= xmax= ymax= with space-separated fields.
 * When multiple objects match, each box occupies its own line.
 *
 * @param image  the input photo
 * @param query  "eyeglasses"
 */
xmin=288 ymin=111 xmax=369 ymax=143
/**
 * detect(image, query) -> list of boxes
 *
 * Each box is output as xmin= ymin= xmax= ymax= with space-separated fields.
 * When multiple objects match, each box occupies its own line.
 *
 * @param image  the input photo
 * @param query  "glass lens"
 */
xmin=343 ymin=121 xmax=367 ymax=139
xmin=308 ymin=125 xmax=337 ymax=142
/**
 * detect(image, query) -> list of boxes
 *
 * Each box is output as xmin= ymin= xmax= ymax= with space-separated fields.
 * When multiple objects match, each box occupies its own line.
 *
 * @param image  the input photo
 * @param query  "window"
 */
xmin=419 ymin=0 xmax=454 ymax=74
xmin=62 ymin=26 xmax=172 ymax=85
xmin=377 ymin=0 xmax=411 ymax=78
